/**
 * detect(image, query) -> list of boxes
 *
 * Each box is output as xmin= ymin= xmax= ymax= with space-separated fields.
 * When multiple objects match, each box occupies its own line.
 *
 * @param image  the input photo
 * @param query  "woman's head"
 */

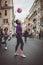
xmin=16 ymin=19 xmax=18 ymax=24
xmin=4 ymin=27 xmax=8 ymax=31
xmin=16 ymin=19 xmax=21 ymax=24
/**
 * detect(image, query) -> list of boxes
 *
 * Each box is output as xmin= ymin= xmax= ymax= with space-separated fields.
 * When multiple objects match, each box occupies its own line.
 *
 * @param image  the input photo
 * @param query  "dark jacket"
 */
xmin=24 ymin=30 xmax=28 ymax=37
xmin=0 ymin=27 xmax=3 ymax=40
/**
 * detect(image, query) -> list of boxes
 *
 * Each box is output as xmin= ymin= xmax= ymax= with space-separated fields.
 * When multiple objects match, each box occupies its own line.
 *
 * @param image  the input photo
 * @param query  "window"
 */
xmin=33 ymin=19 xmax=37 ymax=22
xmin=35 ymin=0 xmax=38 ymax=3
xmin=5 ymin=10 xmax=7 ymax=16
xmin=5 ymin=1 xmax=7 ymax=3
xmin=5 ymin=1 xmax=8 ymax=6
xmin=34 ymin=10 xmax=37 ymax=15
xmin=28 ymin=23 xmax=30 ymax=26
xmin=3 ymin=19 xmax=8 ymax=24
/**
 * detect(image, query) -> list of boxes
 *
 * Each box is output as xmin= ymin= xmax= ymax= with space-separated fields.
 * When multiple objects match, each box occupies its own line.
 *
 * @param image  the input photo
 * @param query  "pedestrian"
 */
xmin=39 ymin=30 xmax=41 ymax=39
xmin=14 ymin=19 xmax=26 ymax=58
xmin=4 ymin=27 xmax=9 ymax=50
xmin=0 ymin=26 xmax=3 ymax=47
xmin=24 ymin=30 xmax=28 ymax=43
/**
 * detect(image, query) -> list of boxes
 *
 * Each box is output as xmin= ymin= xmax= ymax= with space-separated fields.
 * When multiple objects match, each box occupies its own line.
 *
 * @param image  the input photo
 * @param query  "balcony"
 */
xmin=1 ymin=6 xmax=13 ymax=9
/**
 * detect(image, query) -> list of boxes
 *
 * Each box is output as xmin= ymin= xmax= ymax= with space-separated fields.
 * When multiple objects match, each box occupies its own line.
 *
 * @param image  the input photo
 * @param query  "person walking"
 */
xmin=0 ymin=26 xmax=3 ymax=47
xmin=4 ymin=27 xmax=9 ymax=50
xmin=24 ymin=30 xmax=28 ymax=43
xmin=14 ymin=19 xmax=26 ymax=58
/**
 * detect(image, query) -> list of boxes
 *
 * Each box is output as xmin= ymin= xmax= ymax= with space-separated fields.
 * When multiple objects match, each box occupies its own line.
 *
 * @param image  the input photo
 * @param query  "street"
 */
xmin=0 ymin=37 xmax=43 ymax=65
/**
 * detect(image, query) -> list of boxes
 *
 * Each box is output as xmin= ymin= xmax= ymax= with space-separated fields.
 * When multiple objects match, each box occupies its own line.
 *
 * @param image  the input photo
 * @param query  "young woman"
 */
xmin=4 ymin=27 xmax=9 ymax=50
xmin=14 ymin=20 xmax=26 ymax=58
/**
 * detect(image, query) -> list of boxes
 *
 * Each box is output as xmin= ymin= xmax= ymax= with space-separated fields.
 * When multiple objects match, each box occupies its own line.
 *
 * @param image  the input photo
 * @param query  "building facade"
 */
xmin=26 ymin=0 xmax=43 ymax=38
xmin=0 ymin=0 xmax=14 ymax=34
xmin=24 ymin=15 xmax=30 ymax=31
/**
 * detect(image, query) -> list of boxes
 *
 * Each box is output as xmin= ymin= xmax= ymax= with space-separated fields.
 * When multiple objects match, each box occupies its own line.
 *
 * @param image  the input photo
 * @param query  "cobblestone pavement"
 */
xmin=0 ymin=37 xmax=43 ymax=65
